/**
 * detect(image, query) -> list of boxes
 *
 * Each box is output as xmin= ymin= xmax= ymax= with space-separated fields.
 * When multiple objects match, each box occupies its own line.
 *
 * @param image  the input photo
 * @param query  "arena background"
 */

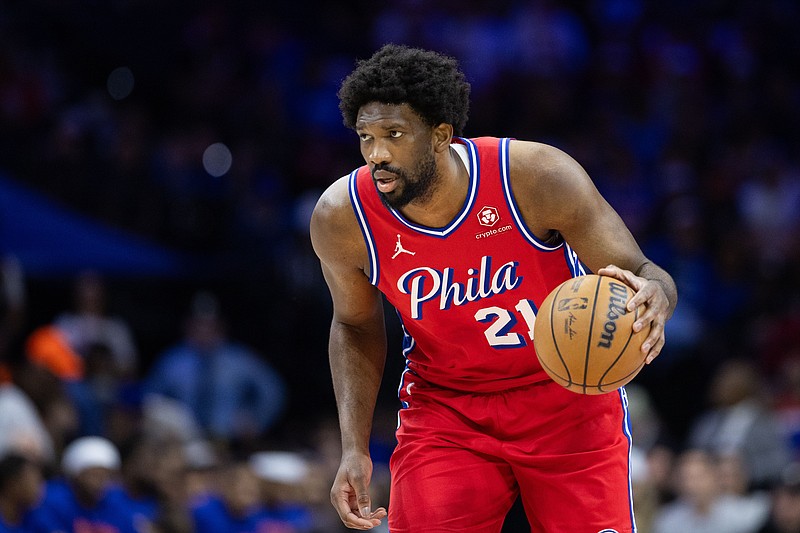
xmin=1 ymin=1 xmax=799 ymax=530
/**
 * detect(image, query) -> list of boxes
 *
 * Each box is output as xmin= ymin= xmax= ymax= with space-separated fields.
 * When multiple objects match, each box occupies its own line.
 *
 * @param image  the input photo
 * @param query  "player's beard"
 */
xmin=374 ymin=150 xmax=438 ymax=210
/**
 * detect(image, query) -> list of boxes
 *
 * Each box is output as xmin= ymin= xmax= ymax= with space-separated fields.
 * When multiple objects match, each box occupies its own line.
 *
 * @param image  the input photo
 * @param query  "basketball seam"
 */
xmin=583 ymin=276 xmax=602 ymax=394
xmin=548 ymin=281 xmax=572 ymax=385
xmin=598 ymin=304 xmax=643 ymax=392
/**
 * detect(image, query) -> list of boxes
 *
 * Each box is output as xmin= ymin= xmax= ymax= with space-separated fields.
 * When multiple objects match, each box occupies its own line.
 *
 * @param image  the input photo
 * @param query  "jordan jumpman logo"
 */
xmin=392 ymin=234 xmax=416 ymax=259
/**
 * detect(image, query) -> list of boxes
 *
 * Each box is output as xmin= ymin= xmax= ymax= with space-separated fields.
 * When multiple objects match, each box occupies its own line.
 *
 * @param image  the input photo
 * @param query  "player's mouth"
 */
xmin=373 ymin=169 xmax=400 ymax=193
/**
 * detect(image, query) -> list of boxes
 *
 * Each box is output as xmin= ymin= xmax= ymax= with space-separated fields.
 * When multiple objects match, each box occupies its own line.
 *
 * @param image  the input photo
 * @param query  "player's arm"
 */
xmin=509 ymin=140 xmax=677 ymax=363
xmin=310 ymin=175 xmax=388 ymax=529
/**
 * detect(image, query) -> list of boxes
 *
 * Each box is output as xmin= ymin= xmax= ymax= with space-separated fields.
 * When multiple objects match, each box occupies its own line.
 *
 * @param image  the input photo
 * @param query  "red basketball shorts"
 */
xmin=388 ymin=376 xmax=636 ymax=533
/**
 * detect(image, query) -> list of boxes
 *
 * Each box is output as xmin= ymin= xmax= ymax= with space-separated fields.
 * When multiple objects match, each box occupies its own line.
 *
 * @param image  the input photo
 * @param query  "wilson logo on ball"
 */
xmin=597 ymin=282 xmax=630 ymax=349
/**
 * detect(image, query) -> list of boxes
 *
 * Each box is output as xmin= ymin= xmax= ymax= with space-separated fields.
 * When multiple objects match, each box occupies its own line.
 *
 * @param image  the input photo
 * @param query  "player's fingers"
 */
xmin=597 ymin=264 xmax=627 ymax=284
xmin=627 ymin=289 xmax=652 ymax=315
xmin=634 ymin=310 xmax=664 ymax=363
xmin=598 ymin=267 xmax=668 ymax=364
xmin=332 ymin=483 xmax=367 ymax=528
xmin=360 ymin=507 xmax=388 ymax=525
xmin=642 ymin=326 xmax=666 ymax=364
xmin=332 ymin=493 xmax=383 ymax=530
xmin=632 ymin=286 xmax=668 ymax=331
xmin=357 ymin=491 xmax=373 ymax=521
xmin=633 ymin=276 xmax=673 ymax=322
xmin=331 ymin=488 xmax=355 ymax=524
xmin=344 ymin=510 xmax=384 ymax=530
xmin=369 ymin=507 xmax=388 ymax=519
xmin=338 ymin=476 xmax=385 ymax=529
xmin=351 ymin=499 xmax=387 ymax=529
xmin=639 ymin=321 xmax=661 ymax=352
xmin=597 ymin=264 xmax=640 ymax=285
xmin=631 ymin=290 xmax=662 ymax=332
xmin=598 ymin=265 xmax=647 ymax=302
xmin=645 ymin=335 xmax=666 ymax=364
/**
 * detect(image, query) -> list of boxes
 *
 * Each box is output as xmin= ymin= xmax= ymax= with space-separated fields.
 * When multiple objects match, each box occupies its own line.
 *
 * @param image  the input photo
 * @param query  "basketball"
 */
xmin=533 ymin=274 xmax=650 ymax=395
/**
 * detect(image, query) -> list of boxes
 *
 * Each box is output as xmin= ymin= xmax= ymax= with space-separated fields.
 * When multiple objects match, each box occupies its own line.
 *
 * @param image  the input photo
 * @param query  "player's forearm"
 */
xmin=635 ymin=261 xmax=678 ymax=318
xmin=329 ymin=319 xmax=387 ymax=454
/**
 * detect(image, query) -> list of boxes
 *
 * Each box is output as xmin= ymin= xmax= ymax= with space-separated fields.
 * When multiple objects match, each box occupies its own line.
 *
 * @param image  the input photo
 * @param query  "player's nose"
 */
xmin=367 ymin=139 xmax=391 ymax=166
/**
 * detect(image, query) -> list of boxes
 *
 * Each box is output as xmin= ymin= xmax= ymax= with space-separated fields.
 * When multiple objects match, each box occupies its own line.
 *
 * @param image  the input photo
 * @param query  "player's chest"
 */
xmin=375 ymin=227 xmax=537 ymax=318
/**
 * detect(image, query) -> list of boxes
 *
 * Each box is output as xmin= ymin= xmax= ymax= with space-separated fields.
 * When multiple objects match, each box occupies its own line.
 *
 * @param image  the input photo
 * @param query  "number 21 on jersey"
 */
xmin=474 ymin=299 xmax=538 ymax=348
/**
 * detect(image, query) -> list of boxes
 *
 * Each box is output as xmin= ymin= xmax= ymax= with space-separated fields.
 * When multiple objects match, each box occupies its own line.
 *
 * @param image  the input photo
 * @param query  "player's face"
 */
xmin=356 ymin=102 xmax=439 ymax=209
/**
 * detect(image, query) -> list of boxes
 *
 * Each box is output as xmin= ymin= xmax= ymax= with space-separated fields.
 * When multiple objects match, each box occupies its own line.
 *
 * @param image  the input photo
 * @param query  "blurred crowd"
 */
xmin=1 ymin=0 xmax=800 ymax=532
xmin=0 ymin=266 xmax=376 ymax=532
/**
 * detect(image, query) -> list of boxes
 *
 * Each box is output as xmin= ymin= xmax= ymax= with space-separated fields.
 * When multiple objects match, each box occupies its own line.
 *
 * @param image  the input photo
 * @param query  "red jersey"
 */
xmin=350 ymin=137 xmax=588 ymax=393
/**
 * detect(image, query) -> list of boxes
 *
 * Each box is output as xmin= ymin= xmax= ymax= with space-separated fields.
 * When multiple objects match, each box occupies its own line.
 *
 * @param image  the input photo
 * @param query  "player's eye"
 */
xmin=389 ymin=130 xmax=403 ymax=138
xmin=358 ymin=133 xmax=371 ymax=141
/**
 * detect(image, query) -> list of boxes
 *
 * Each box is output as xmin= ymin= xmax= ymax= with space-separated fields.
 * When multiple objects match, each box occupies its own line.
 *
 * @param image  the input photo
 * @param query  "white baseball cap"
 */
xmin=62 ymin=436 xmax=121 ymax=476
xmin=249 ymin=451 xmax=309 ymax=484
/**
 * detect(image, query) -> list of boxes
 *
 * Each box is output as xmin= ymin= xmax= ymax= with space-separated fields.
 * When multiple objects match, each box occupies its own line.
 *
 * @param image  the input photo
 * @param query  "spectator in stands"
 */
xmin=736 ymin=142 xmax=800 ymax=270
xmin=652 ymin=448 xmax=770 ymax=533
xmin=688 ymin=358 xmax=791 ymax=489
xmin=182 ymin=439 xmax=219 ymax=507
xmin=105 ymin=434 xmax=162 ymax=529
xmin=0 ymin=453 xmax=45 ymax=532
xmin=758 ymin=462 xmax=800 ymax=533
xmin=33 ymin=436 xmax=144 ymax=533
xmin=191 ymin=460 xmax=294 ymax=533
xmin=67 ymin=340 xmax=127 ymax=437
xmin=0 ymin=352 xmax=56 ymax=465
xmin=13 ymin=329 xmax=81 ymax=460
xmin=144 ymin=291 xmax=287 ymax=445
xmin=250 ymin=451 xmax=318 ymax=532
xmin=55 ymin=271 xmax=138 ymax=378
xmin=718 ymin=452 xmax=763 ymax=498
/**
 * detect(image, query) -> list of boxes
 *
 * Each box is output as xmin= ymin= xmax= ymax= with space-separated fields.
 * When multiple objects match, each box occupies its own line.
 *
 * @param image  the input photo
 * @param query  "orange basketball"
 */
xmin=533 ymin=274 xmax=649 ymax=395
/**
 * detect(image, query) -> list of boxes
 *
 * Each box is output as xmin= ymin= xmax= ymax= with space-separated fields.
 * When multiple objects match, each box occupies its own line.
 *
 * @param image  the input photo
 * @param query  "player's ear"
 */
xmin=431 ymin=123 xmax=453 ymax=153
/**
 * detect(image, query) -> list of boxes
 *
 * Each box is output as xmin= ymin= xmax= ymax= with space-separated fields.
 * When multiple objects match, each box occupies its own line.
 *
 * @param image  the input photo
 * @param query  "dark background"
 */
xmin=2 ymin=0 xmax=799 ymax=452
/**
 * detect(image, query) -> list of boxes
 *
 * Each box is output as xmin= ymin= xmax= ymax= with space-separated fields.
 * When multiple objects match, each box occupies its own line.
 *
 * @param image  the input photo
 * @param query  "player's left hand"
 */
xmin=597 ymin=265 xmax=669 ymax=364
xmin=331 ymin=452 xmax=388 ymax=530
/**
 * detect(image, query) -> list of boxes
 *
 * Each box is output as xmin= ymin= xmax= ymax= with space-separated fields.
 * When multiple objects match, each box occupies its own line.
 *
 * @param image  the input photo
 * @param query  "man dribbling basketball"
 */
xmin=310 ymin=44 xmax=677 ymax=532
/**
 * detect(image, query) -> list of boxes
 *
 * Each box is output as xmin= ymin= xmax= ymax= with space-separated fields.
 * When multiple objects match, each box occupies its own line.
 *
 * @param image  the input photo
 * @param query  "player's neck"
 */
xmin=397 ymin=146 xmax=469 ymax=228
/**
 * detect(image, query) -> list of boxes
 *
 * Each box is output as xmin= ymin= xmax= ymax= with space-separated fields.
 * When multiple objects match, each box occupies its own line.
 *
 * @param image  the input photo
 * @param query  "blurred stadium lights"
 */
xmin=202 ymin=142 xmax=233 ymax=177
xmin=106 ymin=67 xmax=135 ymax=101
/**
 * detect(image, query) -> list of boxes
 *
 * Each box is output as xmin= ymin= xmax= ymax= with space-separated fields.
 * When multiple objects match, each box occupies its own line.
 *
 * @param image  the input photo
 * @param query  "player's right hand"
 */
xmin=598 ymin=264 xmax=669 ymax=364
xmin=331 ymin=452 xmax=388 ymax=530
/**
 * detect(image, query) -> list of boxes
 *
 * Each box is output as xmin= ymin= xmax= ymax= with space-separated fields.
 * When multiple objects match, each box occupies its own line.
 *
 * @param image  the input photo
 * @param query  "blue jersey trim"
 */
xmin=395 ymin=364 xmax=414 ymax=430
xmin=619 ymin=387 xmax=638 ymax=532
xmin=395 ymin=311 xmax=416 ymax=428
xmin=348 ymin=170 xmax=380 ymax=286
xmin=396 ymin=366 xmax=412 ymax=409
xmin=563 ymin=243 xmax=589 ymax=277
xmin=395 ymin=309 xmax=417 ymax=360
xmin=386 ymin=137 xmax=479 ymax=238
xmin=500 ymin=138 xmax=564 ymax=252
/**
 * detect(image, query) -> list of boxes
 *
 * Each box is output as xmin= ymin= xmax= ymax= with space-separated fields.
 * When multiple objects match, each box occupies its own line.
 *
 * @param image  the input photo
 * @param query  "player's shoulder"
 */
xmin=505 ymin=139 xmax=598 ymax=233
xmin=508 ymin=139 xmax=578 ymax=172
xmin=314 ymin=174 xmax=351 ymax=214
xmin=310 ymin=173 xmax=365 ymax=261
xmin=507 ymin=139 xmax=589 ymax=192
xmin=311 ymin=174 xmax=355 ymax=233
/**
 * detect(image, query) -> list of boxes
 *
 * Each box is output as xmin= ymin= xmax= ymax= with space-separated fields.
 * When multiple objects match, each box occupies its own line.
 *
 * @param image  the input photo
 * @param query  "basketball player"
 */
xmin=310 ymin=44 xmax=677 ymax=532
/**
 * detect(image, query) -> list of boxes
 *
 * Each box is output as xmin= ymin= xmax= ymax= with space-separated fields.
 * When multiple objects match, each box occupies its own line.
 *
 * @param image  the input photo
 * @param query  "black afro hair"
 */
xmin=338 ymin=44 xmax=471 ymax=136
